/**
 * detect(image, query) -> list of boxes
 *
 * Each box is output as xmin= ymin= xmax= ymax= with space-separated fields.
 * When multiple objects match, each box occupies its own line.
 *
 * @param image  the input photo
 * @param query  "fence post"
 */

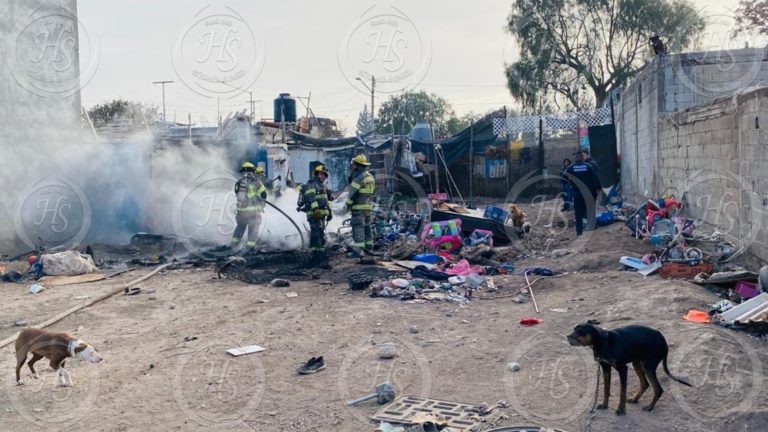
xmin=469 ymin=119 xmax=474 ymax=199
xmin=538 ymin=117 xmax=545 ymax=174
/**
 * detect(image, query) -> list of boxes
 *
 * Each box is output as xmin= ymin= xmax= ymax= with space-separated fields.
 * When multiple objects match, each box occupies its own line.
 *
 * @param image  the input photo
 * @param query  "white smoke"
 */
xmin=0 ymin=119 xmax=357 ymax=256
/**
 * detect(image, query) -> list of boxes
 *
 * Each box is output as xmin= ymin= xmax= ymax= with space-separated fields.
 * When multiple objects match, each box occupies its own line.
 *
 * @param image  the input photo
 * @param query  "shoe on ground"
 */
xmin=297 ymin=356 xmax=326 ymax=374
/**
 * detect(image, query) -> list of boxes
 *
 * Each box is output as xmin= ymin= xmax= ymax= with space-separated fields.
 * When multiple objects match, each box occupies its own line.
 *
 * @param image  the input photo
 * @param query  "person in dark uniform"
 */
xmin=565 ymin=152 xmax=601 ymax=236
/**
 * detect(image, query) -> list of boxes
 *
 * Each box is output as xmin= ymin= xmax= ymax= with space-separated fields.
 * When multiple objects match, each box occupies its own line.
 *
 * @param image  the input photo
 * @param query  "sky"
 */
xmin=76 ymin=0 xmax=750 ymax=132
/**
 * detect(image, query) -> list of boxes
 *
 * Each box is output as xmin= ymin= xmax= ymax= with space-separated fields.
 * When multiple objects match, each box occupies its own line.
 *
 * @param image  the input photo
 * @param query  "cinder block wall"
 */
xmin=657 ymin=87 xmax=768 ymax=262
xmin=618 ymin=48 xmax=768 ymax=199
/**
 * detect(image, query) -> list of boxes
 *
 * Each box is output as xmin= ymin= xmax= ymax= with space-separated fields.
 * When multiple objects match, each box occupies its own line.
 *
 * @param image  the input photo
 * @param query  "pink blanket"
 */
xmin=444 ymin=259 xmax=484 ymax=276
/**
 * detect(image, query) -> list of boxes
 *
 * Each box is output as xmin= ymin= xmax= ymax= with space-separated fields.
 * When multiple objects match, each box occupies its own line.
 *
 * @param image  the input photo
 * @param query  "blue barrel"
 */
xmin=273 ymin=93 xmax=297 ymax=123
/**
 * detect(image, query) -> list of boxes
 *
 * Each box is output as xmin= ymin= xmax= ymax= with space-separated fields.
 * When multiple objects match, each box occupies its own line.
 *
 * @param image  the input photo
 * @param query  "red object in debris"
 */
xmin=520 ymin=317 xmax=543 ymax=326
xmin=659 ymin=262 xmax=713 ymax=279
xmin=27 ymin=255 xmax=38 ymax=266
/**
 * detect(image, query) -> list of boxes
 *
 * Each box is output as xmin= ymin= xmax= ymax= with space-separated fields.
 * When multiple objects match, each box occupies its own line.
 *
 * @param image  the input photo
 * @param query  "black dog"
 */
xmin=567 ymin=323 xmax=691 ymax=415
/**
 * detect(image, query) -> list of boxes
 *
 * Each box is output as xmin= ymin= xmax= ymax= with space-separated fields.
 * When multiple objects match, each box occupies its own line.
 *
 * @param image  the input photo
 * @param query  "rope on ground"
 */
xmin=0 ymin=263 xmax=173 ymax=349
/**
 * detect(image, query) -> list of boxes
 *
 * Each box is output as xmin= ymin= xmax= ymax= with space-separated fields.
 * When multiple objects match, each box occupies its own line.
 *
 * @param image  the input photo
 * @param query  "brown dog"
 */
xmin=507 ymin=204 xmax=526 ymax=228
xmin=567 ymin=323 xmax=691 ymax=415
xmin=15 ymin=328 xmax=103 ymax=387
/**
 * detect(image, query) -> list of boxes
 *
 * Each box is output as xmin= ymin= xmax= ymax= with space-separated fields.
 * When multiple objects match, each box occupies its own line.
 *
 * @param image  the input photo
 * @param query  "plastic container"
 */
xmin=596 ymin=211 xmax=615 ymax=226
xmin=735 ymin=281 xmax=759 ymax=300
xmin=619 ymin=256 xmax=646 ymax=270
xmin=483 ymin=206 xmax=508 ymax=224
xmin=413 ymin=253 xmax=439 ymax=264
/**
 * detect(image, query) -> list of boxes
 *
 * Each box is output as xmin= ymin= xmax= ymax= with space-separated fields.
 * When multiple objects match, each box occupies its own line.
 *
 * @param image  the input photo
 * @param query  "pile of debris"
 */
xmin=217 ymin=250 xmax=332 ymax=284
xmin=619 ymin=193 xmax=768 ymax=333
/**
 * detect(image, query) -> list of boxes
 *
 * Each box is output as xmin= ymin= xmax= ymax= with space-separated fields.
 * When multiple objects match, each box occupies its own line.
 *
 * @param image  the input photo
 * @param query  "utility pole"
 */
xmin=356 ymin=76 xmax=375 ymax=134
xmin=152 ymin=80 xmax=173 ymax=123
xmin=371 ymin=76 xmax=375 ymax=133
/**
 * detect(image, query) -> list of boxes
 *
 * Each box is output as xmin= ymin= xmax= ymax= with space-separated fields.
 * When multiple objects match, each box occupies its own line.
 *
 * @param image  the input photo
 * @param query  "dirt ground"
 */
xmin=1 ymin=217 xmax=768 ymax=431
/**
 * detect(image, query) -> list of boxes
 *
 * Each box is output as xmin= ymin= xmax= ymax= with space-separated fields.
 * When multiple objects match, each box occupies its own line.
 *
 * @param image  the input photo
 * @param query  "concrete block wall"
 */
xmin=656 ymin=87 xmax=768 ymax=262
xmin=618 ymin=47 xmax=768 ymax=199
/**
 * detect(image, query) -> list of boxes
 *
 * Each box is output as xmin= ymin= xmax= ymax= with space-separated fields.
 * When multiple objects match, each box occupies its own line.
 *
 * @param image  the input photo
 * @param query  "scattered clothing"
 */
xmin=410 ymin=265 xmax=450 ymax=281
xmin=520 ymin=317 xmax=544 ymax=326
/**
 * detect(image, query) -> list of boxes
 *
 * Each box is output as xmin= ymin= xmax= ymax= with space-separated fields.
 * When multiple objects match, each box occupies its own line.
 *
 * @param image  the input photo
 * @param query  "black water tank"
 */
xmin=274 ymin=93 xmax=297 ymax=123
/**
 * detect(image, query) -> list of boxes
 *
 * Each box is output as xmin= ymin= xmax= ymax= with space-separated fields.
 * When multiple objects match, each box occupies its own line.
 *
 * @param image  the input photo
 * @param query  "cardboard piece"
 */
xmin=226 ymin=345 xmax=266 ymax=357
xmin=38 ymin=273 xmax=106 ymax=286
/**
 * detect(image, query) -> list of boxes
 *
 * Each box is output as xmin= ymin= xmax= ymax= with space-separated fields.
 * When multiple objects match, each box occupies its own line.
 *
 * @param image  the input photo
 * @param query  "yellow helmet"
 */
xmin=314 ymin=165 xmax=329 ymax=175
xmin=351 ymin=154 xmax=371 ymax=166
xmin=241 ymin=161 xmax=255 ymax=172
xmin=255 ymin=166 xmax=264 ymax=174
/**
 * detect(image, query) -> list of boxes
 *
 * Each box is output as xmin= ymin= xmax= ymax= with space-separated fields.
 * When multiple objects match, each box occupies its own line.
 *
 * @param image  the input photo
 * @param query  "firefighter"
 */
xmin=299 ymin=164 xmax=333 ymax=252
xmin=346 ymin=154 xmax=376 ymax=255
xmin=231 ymin=162 xmax=267 ymax=249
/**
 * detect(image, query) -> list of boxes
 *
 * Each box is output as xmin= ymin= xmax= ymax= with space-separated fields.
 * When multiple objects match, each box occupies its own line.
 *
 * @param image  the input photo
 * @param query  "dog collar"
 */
xmin=68 ymin=339 xmax=83 ymax=357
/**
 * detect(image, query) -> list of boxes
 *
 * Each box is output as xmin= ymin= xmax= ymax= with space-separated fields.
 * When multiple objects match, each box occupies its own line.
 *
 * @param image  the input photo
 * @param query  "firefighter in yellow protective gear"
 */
xmin=346 ymin=154 xmax=375 ymax=254
xmin=231 ymin=162 xmax=267 ymax=249
xmin=297 ymin=164 xmax=333 ymax=252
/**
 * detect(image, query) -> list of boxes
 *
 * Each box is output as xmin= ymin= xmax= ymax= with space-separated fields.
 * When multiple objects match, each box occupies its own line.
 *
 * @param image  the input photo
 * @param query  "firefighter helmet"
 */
xmin=314 ymin=165 xmax=329 ymax=175
xmin=351 ymin=154 xmax=371 ymax=166
xmin=240 ymin=161 xmax=256 ymax=172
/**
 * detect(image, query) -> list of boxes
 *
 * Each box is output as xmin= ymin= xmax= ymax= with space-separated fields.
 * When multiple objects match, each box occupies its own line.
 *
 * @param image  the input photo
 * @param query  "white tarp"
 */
xmin=41 ymin=251 xmax=98 ymax=276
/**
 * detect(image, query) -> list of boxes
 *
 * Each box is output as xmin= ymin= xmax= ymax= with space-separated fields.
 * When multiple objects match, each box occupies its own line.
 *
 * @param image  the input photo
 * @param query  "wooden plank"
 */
xmin=0 ymin=264 xmax=173 ymax=350
xmin=226 ymin=345 xmax=266 ymax=357
xmin=38 ymin=273 xmax=106 ymax=286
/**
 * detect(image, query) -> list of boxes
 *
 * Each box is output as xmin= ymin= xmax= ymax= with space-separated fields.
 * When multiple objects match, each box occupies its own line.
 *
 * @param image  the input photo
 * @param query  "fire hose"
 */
xmin=265 ymin=200 xmax=306 ymax=250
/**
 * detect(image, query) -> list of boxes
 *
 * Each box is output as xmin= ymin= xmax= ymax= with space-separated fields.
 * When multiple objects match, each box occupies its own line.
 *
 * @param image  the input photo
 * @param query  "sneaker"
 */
xmin=297 ymin=356 xmax=326 ymax=374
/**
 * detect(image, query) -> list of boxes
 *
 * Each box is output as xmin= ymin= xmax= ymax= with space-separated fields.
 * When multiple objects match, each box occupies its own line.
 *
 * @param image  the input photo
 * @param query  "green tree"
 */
xmin=356 ymin=103 xmax=373 ymax=135
xmin=446 ymin=112 xmax=481 ymax=135
xmin=86 ymin=100 xmax=159 ymax=128
xmin=735 ymin=0 xmax=768 ymax=36
xmin=505 ymin=0 xmax=705 ymax=110
xmin=376 ymin=90 xmax=455 ymax=138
